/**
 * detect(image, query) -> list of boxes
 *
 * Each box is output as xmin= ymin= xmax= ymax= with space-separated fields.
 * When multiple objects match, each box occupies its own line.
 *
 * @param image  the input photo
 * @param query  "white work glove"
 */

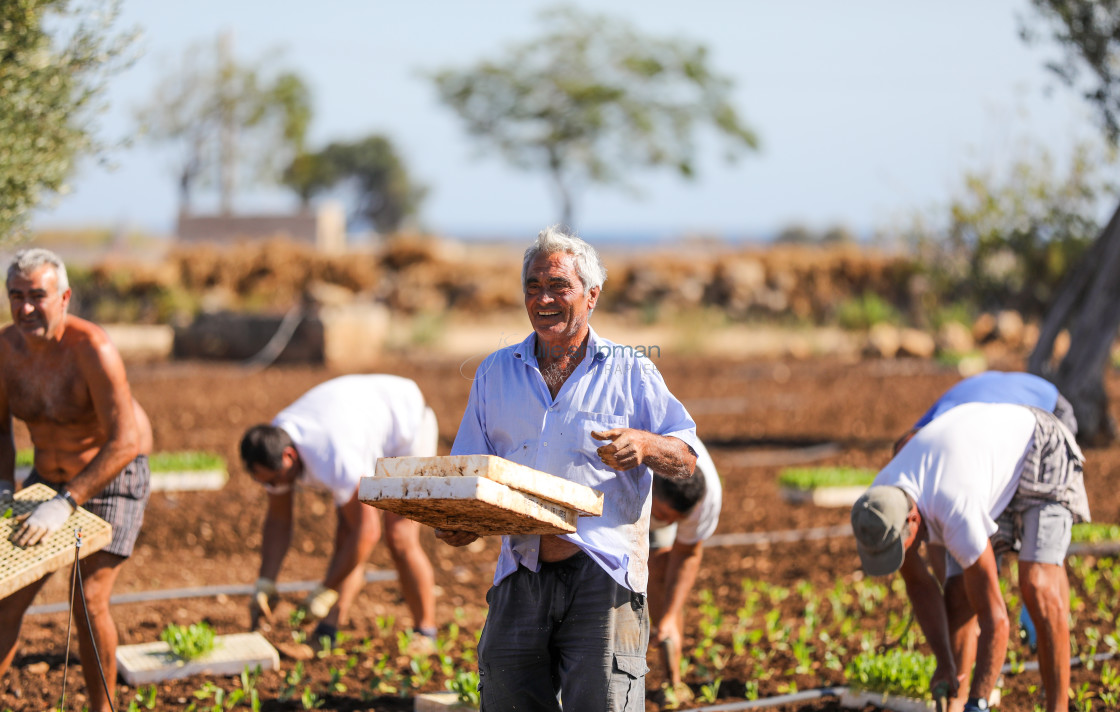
xmin=14 ymin=494 xmax=75 ymax=547
xmin=301 ymin=584 xmax=339 ymax=620
xmin=0 ymin=481 xmax=13 ymax=510
xmin=249 ymin=577 xmax=278 ymax=630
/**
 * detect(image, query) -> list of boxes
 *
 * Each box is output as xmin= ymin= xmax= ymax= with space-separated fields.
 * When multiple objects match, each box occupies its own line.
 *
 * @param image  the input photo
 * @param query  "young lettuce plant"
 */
xmin=160 ymin=622 xmax=217 ymax=660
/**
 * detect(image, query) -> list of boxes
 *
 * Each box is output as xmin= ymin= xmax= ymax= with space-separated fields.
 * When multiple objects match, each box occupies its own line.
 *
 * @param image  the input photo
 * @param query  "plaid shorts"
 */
xmin=26 ymin=455 xmax=151 ymax=558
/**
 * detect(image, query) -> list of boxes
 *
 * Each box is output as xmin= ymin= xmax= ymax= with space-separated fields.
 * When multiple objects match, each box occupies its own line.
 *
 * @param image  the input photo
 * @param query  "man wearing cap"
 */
xmin=648 ymin=439 xmax=722 ymax=695
xmin=852 ymin=402 xmax=1088 ymax=712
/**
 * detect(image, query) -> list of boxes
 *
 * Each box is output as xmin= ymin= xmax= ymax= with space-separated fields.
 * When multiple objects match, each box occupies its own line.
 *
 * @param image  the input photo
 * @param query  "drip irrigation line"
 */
xmin=27 ymin=569 xmax=397 ymax=616
xmin=242 ymin=302 xmax=304 ymax=372
xmin=1003 ymin=650 xmax=1116 ymax=673
xmin=706 ymin=524 xmax=852 ymax=549
xmin=722 ymin=442 xmax=842 ymax=468
xmin=686 ymin=686 xmax=845 ymax=711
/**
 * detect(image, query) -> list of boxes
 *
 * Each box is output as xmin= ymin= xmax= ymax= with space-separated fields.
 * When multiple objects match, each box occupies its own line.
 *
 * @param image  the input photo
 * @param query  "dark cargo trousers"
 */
xmin=477 ymin=551 xmax=649 ymax=712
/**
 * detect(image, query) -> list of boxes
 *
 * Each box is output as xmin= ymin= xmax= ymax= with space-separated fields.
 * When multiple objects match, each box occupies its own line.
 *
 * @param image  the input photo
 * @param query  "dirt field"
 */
xmin=3 ymin=347 xmax=1119 ymax=711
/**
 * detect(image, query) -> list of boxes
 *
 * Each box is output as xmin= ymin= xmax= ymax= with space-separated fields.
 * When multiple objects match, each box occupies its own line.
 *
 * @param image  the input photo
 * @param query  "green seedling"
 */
xmin=777 ymin=466 xmax=875 ymax=490
xmin=448 ymin=669 xmax=480 ymax=707
xmin=149 ymin=450 xmax=226 ymax=472
xmin=160 ymin=621 xmax=217 ymax=660
xmin=846 ymin=648 xmax=935 ymax=698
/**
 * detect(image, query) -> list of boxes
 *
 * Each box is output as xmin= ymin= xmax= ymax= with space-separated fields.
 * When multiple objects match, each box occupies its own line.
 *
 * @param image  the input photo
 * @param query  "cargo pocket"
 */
xmin=608 ymin=653 xmax=648 ymax=711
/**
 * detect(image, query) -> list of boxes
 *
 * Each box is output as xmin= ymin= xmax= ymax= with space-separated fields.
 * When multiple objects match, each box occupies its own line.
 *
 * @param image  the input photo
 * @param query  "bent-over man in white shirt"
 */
xmin=239 ymin=374 xmax=438 ymax=646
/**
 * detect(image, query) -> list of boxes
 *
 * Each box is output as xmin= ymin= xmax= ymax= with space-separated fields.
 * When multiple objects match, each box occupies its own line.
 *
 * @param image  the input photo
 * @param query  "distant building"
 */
xmin=175 ymin=202 xmax=346 ymax=253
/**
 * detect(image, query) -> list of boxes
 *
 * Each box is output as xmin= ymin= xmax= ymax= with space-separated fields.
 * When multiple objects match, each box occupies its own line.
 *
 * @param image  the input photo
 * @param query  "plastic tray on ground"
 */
xmin=361 ymin=455 xmax=604 ymax=536
xmin=16 ymin=466 xmax=228 ymax=492
xmin=116 ymin=632 xmax=279 ymax=685
xmin=415 ymin=691 xmax=476 ymax=711
xmin=779 ymin=485 xmax=867 ymax=508
xmin=0 ymin=484 xmax=112 ymax=599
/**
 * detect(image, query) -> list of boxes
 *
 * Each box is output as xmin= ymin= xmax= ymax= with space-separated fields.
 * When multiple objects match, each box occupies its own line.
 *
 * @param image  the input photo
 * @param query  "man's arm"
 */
xmin=66 ymin=329 xmax=140 ymax=504
xmin=591 ymin=430 xmax=697 ymax=478
xmin=321 ymin=491 xmax=379 ymax=592
xmin=248 ymin=489 xmax=295 ymax=629
xmin=259 ymin=490 xmax=295 ymax=581
xmin=651 ymin=540 xmax=703 ymax=645
xmin=898 ymin=537 xmax=959 ymax=700
xmin=960 ymin=545 xmax=1010 ymax=701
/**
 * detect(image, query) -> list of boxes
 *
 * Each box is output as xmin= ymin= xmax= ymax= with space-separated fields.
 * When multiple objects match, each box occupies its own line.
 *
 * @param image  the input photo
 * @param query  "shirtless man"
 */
xmin=0 ymin=248 xmax=152 ymax=712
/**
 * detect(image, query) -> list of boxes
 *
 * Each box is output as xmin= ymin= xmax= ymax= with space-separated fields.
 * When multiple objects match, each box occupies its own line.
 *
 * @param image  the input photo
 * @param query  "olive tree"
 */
xmin=0 ymin=0 xmax=135 ymax=242
xmin=1022 ymin=0 xmax=1120 ymax=443
xmin=430 ymin=6 xmax=759 ymax=228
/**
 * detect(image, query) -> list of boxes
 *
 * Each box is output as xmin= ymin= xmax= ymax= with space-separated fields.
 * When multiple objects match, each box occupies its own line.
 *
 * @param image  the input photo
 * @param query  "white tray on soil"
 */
xmin=779 ymin=485 xmax=867 ymax=508
xmin=116 ymin=632 xmax=279 ymax=685
xmin=415 ymin=691 xmax=477 ymax=712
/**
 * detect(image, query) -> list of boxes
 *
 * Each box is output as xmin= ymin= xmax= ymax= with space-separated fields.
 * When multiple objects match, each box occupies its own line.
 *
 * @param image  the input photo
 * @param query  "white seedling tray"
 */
xmin=415 ymin=691 xmax=477 ymax=712
xmin=149 ymin=469 xmax=228 ymax=492
xmin=16 ymin=466 xmax=228 ymax=492
xmin=116 ymin=632 xmax=279 ymax=685
xmin=361 ymin=455 xmax=603 ymax=536
xmin=779 ymin=485 xmax=867 ymax=508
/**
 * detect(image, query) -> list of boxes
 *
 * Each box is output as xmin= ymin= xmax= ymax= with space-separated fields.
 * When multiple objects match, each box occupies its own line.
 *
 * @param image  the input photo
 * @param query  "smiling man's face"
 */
xmin=7 ymin=265 xmax=70 ymax=341
xmin=523 ymin=251 xmax=599 ymax=355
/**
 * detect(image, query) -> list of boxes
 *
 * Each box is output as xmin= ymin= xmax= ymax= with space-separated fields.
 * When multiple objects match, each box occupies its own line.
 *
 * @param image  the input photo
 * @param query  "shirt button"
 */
xmin=543 ymin=442 xmax=548 ymax=447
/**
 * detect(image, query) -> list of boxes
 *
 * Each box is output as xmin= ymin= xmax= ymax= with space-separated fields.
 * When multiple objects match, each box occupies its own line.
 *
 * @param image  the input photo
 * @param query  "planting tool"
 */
xmin=660 ymin=637 xmax=681 ymax=686
xmin=932 ymin=680 xmax=949 ymax=712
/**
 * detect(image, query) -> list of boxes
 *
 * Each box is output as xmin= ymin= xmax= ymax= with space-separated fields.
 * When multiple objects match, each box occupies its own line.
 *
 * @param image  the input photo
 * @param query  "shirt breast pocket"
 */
xmin=573 ymin=411 xmax=630 ymax=467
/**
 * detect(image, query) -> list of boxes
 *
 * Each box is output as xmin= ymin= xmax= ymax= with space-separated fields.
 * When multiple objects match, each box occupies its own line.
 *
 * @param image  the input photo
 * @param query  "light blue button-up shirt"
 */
xmin=451 ymin=327 xmax=698 ymax=593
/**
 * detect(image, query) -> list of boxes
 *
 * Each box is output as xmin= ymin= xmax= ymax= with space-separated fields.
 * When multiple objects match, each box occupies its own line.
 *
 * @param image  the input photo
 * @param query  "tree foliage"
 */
xmin=907 ymin=144 xmax=1111 ymax=318
xmin=430 ymin=5 xmax=759 ymax=227
xmin=135 ymin=33 xmax=312 ymax=215
xmin=0 ymin=0 xmax=135 ymax=242
xmin=1025 ymin=0 xmax=1120 ymax=142
xmin=1020 ymin=0 xmax=1120 ymax=442
xmin=282 ymin=135 xmax=426 ymax=233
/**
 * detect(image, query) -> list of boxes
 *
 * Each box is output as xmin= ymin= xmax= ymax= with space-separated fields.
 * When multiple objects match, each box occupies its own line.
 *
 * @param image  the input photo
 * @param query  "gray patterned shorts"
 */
xmin=26 ymin=455 xmax=150 ymax=558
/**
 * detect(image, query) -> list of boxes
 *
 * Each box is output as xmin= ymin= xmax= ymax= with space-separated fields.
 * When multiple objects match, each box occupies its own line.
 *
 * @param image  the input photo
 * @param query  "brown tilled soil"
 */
xmin=3 ymin=350 xmax=1119 ymax=711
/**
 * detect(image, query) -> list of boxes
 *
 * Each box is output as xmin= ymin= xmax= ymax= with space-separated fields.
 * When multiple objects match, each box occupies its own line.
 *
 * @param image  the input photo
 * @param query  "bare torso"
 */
xmin=0 ymin=317 xmax=144 ymax=484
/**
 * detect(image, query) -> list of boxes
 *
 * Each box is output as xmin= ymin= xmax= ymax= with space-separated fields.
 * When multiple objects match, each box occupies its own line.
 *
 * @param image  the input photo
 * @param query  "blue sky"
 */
xmin=31 ymin=0 xmax=1099 ymax=242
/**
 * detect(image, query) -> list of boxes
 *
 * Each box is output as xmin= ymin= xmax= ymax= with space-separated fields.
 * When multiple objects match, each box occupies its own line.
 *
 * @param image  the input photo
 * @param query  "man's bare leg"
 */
xmin=943 ymin=575 xmax=978 ymax=712
xmin=1020 ymin=561 xmax=1070 ymax=712
xmin=326 ymin=504 xmax=381 ymax=630
xmin=0 ymin=574 xmax=52 ymax=676
xmin=73 ymin=552 xmax=123 ymax=712
xmin=383 ymin=512 xmax=436 ymax=632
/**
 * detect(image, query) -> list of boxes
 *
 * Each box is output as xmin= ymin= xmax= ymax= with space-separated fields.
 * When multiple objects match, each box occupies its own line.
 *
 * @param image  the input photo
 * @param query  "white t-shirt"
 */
xmin=651 ymin=440 xmax=722 ymax=545
xmin=272 ymin=375 xmax=431 ymax=506
xmin=873 ymin=402 xmax=1035 ymax=569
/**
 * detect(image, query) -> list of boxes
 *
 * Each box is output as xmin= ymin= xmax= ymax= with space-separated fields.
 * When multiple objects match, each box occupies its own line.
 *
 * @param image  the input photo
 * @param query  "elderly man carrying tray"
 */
xmin=436 ymin=226 xmax=699 ymax=712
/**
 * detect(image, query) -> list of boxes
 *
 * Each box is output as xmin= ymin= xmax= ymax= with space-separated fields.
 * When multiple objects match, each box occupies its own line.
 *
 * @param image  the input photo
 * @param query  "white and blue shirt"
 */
xmin=452 ymin=327 xmax=698 ymax=593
